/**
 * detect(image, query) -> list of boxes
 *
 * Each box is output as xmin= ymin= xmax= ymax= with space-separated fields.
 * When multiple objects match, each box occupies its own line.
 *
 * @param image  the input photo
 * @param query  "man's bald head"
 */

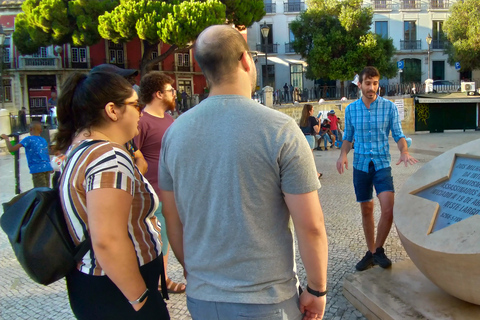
xmin=194 ymin=25 xmax=250 ymax=86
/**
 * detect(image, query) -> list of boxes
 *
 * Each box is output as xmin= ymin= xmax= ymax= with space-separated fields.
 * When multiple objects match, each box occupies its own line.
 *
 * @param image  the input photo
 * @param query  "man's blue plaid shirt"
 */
xmin=343 ymin=96 xmax=405 ymax=173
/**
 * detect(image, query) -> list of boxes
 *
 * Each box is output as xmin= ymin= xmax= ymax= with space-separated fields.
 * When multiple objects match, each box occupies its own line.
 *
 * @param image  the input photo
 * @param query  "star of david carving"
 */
xmin=411 ymin=154 xmax=480 ymax=234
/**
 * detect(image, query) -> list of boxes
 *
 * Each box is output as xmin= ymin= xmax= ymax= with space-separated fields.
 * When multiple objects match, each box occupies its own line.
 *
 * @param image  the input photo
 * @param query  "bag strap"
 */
xmin=60 ymin=140 xmax=103 ymax=262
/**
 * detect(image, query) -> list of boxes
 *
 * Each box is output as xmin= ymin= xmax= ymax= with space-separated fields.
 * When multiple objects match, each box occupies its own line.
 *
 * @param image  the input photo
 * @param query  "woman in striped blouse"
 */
xmin=54 ymin=71 xmax=170 ymax=319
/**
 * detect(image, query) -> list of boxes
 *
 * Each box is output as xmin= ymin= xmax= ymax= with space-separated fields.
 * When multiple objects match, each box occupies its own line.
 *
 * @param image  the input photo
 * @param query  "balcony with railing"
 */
xmin=18 ymin=56 xmax=61 ymax=70
xmin=65 ymin=58 xmax=90 ymax=69
xmin=284 ymin=1 xmax=305 ymax=13
xmin=265 ymin=2 xmax=276 ymax=13
xmin=372 ymin=0 xmax=392 ymax=11
xmin=431 ymin=40 xmax=447 ymax=50
xmin=429 ymin=0 xmax=450 ymax=10
xmin=171 ymin=61 xmax=196 ymax=73
xmin=400 ymin=40 xmax=421 ymax=50
xmin=400 ymin=0 xmax=421 ymax=10
xmin=256 ymin=43 xmax=279 ymax=54
xmin=285 ymin=43 xmax=296 ymax=53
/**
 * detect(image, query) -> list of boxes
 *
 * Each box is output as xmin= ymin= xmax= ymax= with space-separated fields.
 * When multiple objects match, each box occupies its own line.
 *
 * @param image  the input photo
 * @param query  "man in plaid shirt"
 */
xmin=336 ymin=66 xmax=418 ymax=271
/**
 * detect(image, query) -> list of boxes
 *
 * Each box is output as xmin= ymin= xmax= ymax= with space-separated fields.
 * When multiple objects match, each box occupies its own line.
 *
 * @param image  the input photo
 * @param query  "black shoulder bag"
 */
xmin=1 ymin=140 xmax=99 ymax=285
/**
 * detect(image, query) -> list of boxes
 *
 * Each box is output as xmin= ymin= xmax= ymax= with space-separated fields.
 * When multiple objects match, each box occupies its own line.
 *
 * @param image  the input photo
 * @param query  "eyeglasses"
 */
xmin=238 ymin=51 xmax=258 ymax=63
xmin=165 ymin=88 xmax=176 ymax=95
xmin=122 ymin=101 xmax=144 ymax=113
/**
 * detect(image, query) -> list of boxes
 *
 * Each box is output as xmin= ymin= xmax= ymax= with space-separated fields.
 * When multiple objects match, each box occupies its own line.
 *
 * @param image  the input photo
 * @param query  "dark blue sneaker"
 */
xmin=355 ymin=251 xmax=374 ymax=271
xmin=373 ymin=247 xmax=392 ymax=268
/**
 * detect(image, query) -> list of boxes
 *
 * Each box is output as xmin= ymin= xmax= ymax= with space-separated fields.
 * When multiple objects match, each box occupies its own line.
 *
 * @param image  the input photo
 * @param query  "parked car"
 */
xmin=432 ymin=80 xmax=460 ymax=93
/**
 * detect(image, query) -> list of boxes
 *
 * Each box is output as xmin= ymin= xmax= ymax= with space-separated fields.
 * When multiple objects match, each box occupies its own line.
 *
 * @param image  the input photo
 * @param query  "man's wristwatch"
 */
xmin=306 ymin=285 xmax=328 ymax=297
xmin=128 ymin=288 xmax=149 ymax=305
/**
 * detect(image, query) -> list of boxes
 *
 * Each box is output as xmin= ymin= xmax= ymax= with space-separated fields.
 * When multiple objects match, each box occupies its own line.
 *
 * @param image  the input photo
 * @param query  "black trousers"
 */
xmin=66 ymin=255 xmax=170 ymax=320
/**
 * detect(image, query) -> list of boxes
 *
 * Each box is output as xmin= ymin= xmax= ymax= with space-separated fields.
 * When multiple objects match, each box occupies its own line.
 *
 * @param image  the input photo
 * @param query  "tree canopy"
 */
xmin=13 ymin=0 xmax=265 ymax=74
xmin=443 ymin=0 xmax=480 ymax=71
xmin=290 ymin=0 xmax=396 ymax=82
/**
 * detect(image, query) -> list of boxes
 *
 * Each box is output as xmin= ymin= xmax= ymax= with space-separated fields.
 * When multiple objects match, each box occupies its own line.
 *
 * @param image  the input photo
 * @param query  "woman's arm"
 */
xmin=87 ymin=188 xmax=148 ymax=311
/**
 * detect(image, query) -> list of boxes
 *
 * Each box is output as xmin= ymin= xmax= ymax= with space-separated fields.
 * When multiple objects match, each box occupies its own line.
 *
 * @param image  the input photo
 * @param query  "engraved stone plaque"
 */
xmin=413 ymin=156 xmax=480 ymax=233
xmin=394 ymin=139 xmax=480 ymax=306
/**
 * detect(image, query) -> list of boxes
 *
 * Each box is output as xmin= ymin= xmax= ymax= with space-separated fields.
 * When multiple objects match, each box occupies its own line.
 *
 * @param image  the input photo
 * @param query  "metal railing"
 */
xmin=284 ymin=1 xmax=305 ymax=12
xmin=400 ymin=0 xmax=421 ymax=9
xmin=431 ymin=40 xmax=447 ymax=50
xmin=65 ymin=58 xmax=90 ymax=69
xmin=400 ymin=40 xmax=421 ymax=50
xmin=372 ymin=0 xmax=392 ymax=10
xmin=18 ymin=57 xmax=61 ymax=69
xmin=265 ymin=2 xmax=276 ymax=13
xmin=429 ymin=0 xmax=450 ymax=9
xmin=256 ymin=43 xmax=279 ymax=54
xmin=285 ymin=43 xmax=296 ymax=53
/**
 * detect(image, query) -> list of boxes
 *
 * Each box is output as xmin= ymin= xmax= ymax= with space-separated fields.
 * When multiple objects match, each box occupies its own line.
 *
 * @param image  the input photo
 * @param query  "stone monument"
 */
xmin=394 ymin=138 xmax=480 ymax=305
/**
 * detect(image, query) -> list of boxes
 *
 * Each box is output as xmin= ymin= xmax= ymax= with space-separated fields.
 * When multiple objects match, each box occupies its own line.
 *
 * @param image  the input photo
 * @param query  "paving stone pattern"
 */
xmin=0 ymin=131 xmax=479 ymax=319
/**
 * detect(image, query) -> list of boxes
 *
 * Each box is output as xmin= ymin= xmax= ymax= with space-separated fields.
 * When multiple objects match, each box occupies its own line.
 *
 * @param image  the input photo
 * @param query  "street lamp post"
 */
xmin=261 ymin=22 xmax=270 ymax=88
xmin=0 ymin=25 xmax=6 ymax=110
xmin=426 ymin=33 xmax=432 ymax=80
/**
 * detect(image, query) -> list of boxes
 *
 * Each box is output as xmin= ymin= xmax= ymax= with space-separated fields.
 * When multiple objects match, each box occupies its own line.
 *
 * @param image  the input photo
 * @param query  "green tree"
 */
xmin=13 ymin=0 xmax=265 ymax=75
xmin=443 ymin=0 xmax=480 ymax=71
xmin=290 ymin=0 xmax=396 ymax=87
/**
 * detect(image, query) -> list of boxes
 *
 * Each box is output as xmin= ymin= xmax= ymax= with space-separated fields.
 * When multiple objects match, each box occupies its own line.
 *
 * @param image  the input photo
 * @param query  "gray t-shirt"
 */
xmin=159 ymin=95 xmax=321 ymax=304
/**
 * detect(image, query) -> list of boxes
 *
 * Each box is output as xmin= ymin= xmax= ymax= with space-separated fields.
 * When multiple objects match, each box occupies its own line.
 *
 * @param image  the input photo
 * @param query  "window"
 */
xmin=30 ymin=97 xmax=48 ymax=108
xmin=3 ymin=37 xmax=10 ymax=63
xmin=108 ymin=41 xmax=125 ymax=64
xmin=375 ymin=21 xmax=388 ymax=39
xmin=71 ymin=47 xmax=87 ymax=65
xmin=32 ymin=47 xmax=47 ymax=58
xmin=177 ymin=53 xmax=189 ymax=66
xmin=289 ymin=25 xmax=295 ymax=42
xmin=2 ymin=79 xmax=11 ymax=102
xmin=290 ymin=64 xmax=303 ymax=89
xmin=402 ymin=21 xmax=419 ymax=49
xmin=264 ymin=0 xmax=275 ymax=13
xmin=404 ymin=21 xmax=416 ymax=41
xmin=432 ymin=21 xmax=445 ymax=49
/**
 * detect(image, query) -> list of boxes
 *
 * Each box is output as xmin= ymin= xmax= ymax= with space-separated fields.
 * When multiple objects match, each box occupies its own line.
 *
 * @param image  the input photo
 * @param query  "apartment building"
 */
xmin=249 ymin=0 xmax=477 ymax=95
xmin=369 ymin=0 xmax=475 ymax=86
xmin=247 ymin=0 xmax=316 ymax=93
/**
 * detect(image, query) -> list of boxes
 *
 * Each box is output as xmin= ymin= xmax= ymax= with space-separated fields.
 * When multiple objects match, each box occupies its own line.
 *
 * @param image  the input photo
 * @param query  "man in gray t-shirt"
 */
xmin=159 ymin=25 xmax=328 ymax=320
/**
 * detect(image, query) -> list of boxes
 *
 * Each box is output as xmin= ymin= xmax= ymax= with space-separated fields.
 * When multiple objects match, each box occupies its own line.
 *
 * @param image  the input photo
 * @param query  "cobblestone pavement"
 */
xmin=1 ymin=131 xmax=479 ymax=320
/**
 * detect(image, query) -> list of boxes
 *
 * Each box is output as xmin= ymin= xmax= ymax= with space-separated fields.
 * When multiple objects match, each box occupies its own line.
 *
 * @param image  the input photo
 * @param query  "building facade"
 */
xmin=248 ymin=0 xmax=479 ymax=100
xmin=247 ymin=0 xmax=315 ymax=99
xmin=0 ymin=1 xmax=207 ymax=124
xmin=368 ymin=0 xmax=476 ymax=86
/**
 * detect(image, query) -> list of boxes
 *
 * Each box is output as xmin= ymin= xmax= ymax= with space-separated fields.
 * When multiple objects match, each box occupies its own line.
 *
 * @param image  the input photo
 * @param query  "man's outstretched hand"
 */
xmin=396 ymin=152 xmax=418 ymax=167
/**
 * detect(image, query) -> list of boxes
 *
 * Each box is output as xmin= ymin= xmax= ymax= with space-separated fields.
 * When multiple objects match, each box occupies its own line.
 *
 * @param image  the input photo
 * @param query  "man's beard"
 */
xmin=166 ymin=98 xmax=176 ymax=111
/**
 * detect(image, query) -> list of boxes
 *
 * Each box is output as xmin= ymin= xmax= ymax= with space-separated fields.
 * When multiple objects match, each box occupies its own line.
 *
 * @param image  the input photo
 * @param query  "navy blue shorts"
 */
xmin=353 ymin=162 xmax=394 ymax=202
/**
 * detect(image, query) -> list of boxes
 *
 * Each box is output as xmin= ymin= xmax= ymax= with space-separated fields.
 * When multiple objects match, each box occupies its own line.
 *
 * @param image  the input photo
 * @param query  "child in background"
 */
xmin=2 ymin=122 xmax=53 ymax=188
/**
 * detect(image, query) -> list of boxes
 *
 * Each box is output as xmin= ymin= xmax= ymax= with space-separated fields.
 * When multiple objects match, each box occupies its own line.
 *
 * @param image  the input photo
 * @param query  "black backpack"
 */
xmin=1 ymin=140 xmax=99 ymax=285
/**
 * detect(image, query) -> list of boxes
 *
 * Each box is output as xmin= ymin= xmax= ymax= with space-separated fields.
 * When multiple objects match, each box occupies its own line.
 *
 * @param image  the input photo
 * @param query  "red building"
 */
xmin=0 ymin=2 xmax=208 ymax=117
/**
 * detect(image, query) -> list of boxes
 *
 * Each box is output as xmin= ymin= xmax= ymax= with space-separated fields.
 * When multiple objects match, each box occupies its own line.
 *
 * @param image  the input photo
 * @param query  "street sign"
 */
xmin=397 ymin=61 xmax=404 ymax=69
xmin=455 ymin=62 xmax=461 ymax=70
